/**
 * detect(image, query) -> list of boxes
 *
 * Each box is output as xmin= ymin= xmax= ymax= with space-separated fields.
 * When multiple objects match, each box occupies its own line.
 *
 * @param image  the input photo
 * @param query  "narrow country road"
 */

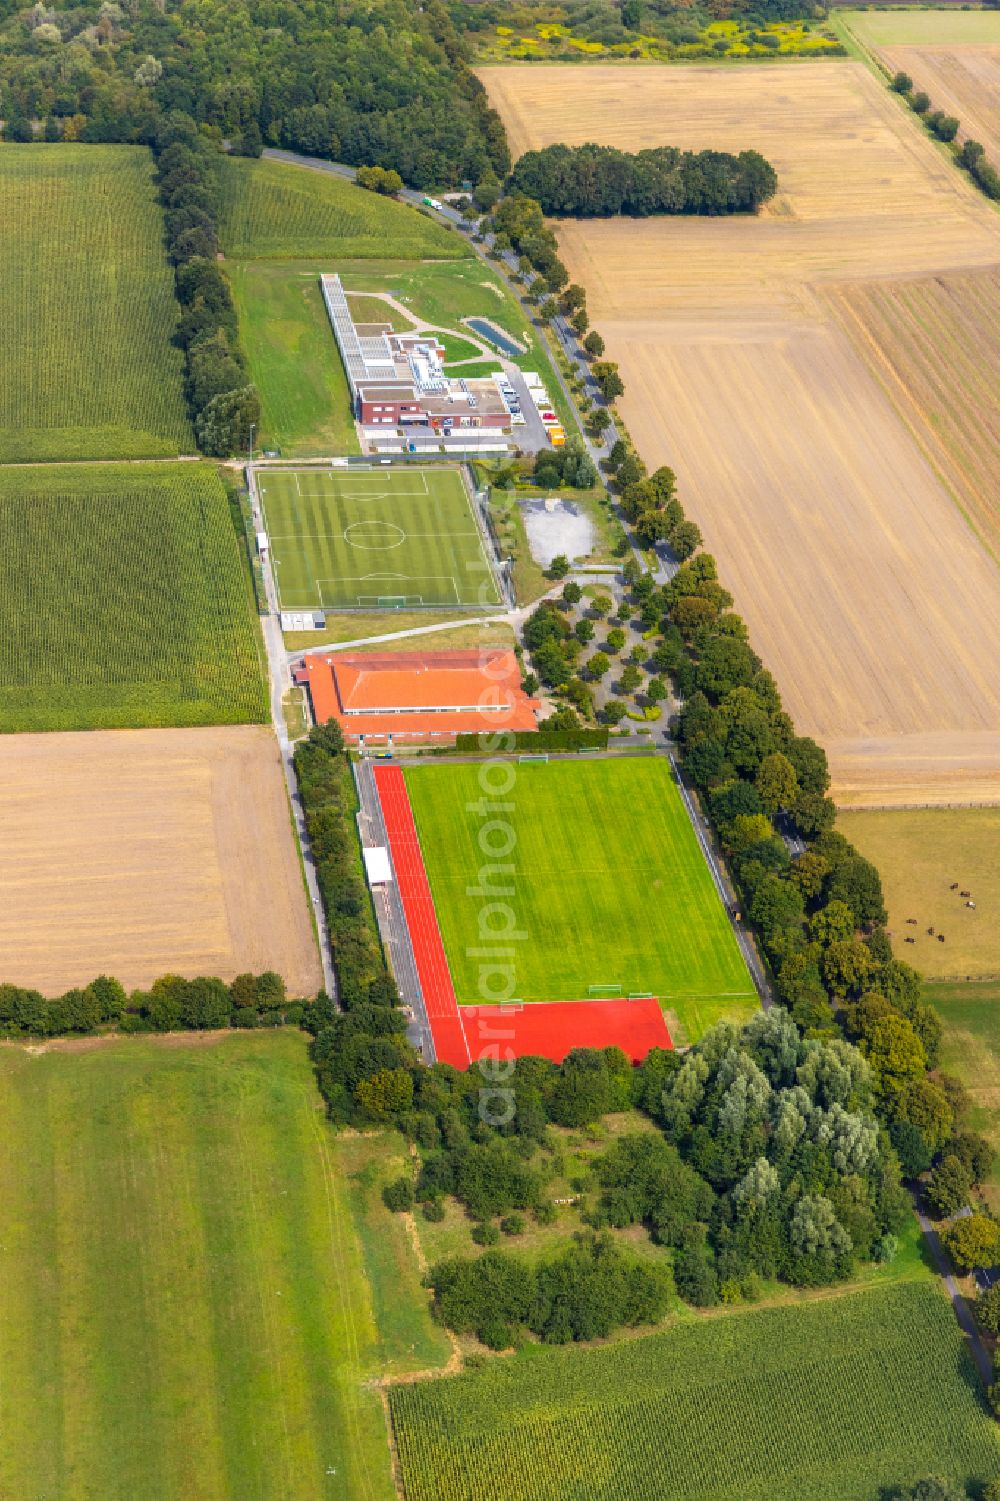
xmin=245 ymin=463 xmax=337 ymax=1000
xmin=915 ymin=1201 xmax=993 ymax=1387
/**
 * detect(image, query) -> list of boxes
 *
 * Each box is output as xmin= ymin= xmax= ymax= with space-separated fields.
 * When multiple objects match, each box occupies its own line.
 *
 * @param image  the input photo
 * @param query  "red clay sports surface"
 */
xmin=375 ymin=764 xmax=470 ymax=1067
xmin=374 ymin=765 xmax=673 ymax=1067
xmin=461 ymin=997 xmax=671 ymax=1065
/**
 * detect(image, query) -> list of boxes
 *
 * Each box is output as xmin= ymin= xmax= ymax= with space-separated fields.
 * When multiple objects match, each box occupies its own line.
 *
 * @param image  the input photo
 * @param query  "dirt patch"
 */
xmin=824 ymin=267 xmax=1000 ymax=563
xmin=521 ymin=496 xmax=595 ymax=566
xmin=481 ymin=61 xmax=1000 ymax=805
xmin=0 ymin=726 xmax=322 ymax=995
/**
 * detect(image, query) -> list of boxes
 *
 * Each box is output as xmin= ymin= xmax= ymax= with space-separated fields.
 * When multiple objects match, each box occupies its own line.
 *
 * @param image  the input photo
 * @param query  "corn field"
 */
xmin=217 ymin=157 xmax=466 ymax=261
xmin=0 ymin=463 xmax=267 ymax=731
xmin=390 ymin=1282 xmax=1000 ymax=1501
xmin=0 ymin=145 xmax=192 ymax=462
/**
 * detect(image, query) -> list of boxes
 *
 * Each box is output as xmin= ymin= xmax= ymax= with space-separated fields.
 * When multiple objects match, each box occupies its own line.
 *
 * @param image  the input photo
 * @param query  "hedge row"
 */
xmin=453 ymin=728 xmax=608 ymax=752
xmin=150 ymin=112 xmax=260 ymax=456
xmin=0 ymin=971 xmax=304 ymax=1038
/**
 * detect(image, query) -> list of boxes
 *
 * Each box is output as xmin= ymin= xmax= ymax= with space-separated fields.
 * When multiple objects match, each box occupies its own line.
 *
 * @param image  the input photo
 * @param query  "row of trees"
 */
xmin=508 ymin=142 xmax=778 ymax=217
xmin=525 ymin=431 xmax=994 ymax=1247
xmin=0 ymin=0 xmax=510 ymax=189
xmin=0 ymin=971 xmax=301 ymax=1036
xmin=891 ymin=71 xmax=1000 ymax=201
xmin=150 ymin=112 xmax=259 ymax=455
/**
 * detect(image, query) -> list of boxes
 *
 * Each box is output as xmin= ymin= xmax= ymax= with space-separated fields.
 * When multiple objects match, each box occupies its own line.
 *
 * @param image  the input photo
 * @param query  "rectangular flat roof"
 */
xmin=363 ymin=846 xmax=393 ymax=885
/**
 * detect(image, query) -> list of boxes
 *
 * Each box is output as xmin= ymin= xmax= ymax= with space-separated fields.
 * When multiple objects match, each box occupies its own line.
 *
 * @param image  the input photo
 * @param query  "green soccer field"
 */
xmin=258 ymin=465 xmax=502 ymax=610
xmin=405 ymin=758 xmax=756 ymax=1039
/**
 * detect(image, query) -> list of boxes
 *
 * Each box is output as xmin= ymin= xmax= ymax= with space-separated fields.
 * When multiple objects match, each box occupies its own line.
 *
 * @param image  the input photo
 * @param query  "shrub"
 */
xmin=383 ymin=1177 xmax=415 ymax=1213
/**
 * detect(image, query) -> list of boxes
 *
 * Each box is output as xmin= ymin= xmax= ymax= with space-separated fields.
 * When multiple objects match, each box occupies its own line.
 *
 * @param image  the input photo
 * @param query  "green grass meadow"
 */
xmin=391 ymin=1281 xmax=1000 ymax=1501
xmin=218 ymin=157 xmax=468 ymax=261
xmin=258 ymin=465 xmax=501 ymax=610
xmin=841 ymin=8 xmax=1000 ymax=47
xmin=0 ymin=463 xmax=266 ymax=731
xmin=925 ymin=981 xmax=1000 ymax=1210
xmin=0 ymin=144 xmax=192 ymax=462
xmin=405 ymin=758 xmax=755 ymax=1036
xmin=0 ymin=1032 xmax=436 ymax=1501
xmin=228 ymin=262 xmax=360 ymax=456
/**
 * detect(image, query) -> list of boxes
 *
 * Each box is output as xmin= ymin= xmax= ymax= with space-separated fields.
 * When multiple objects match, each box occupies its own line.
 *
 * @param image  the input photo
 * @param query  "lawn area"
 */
xmin=0 ymin=463 xmax=266 ymax=731
xmin=391 ymin=1280 xmax=1000 ymax=1501
xmin=0 ymin=1032 xmax=444 ymax=1501
xmin=228 ymin=262 xmax=360 ymax=456
xmin=404 ymin=758 xmax=756 ymax=1038
xmin=258 ymin=465 xmax=501 ymax=611
xmin=0 ymin=144 xmax=191 ymax=461
xmin=338 ymin=258 xmax=552 ymax=384
xmin=218 ymin=157 xmax=467 ymax=261
xmin=838 ymin=809 xmax=1000 ymax=980
xmin=925 ymin=980 xmax=1000 ymax=1210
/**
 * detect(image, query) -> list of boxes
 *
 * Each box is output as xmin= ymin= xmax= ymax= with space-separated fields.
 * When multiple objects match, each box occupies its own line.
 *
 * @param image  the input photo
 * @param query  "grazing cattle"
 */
xmin=950 ymin=882 xmax=959 ymax=890
xmin=906 ymin=918 xmax=917 ymax=925
xmin=938 ymin=934 xmax=946 ymax=943
xmin=967 ymin=900 xmax=977 ymax=909
xmin=961 ymin=890 xmax=971 ymax=898
xmin=927 ymin=927 xmax=935 ymax=936
xmin=904 ymin=936 xmax=915 ymax=944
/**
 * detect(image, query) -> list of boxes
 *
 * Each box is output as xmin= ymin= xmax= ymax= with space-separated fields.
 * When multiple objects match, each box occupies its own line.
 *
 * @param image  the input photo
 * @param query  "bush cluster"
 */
xmin=0 ymin=971 xmax=302 ymax=1036
xmin=533 ymin=438 xmax=597 ymax=491
xmin=508 ymin=142 xmax=778 ymax=218
xmin=150 ymin=113 xmax=260 ymax=456
xmin=429 ymin=1233 xmax=673 ymax=1348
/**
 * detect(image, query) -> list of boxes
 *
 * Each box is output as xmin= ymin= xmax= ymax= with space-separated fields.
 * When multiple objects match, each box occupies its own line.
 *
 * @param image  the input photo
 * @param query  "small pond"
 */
xmin=466 ymin=317 xmax=526 ymax=357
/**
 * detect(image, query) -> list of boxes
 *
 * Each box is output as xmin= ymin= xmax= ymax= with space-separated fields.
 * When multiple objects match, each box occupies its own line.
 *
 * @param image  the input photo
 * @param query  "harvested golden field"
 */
xmin=839 ymin=808 xmax=1000 ymax=979
xmin=825 ymin=267 xmax=1000 ymax=559
xmin=481 ymin=61 xmax=1000 ymax=804
xmin=0 ymin=727 xmax=322 ymax=996
xmin=880 ymin=43 xmax=1000 ymax=162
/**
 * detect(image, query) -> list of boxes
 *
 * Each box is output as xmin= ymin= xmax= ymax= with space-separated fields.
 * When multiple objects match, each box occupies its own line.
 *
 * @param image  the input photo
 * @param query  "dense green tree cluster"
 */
xmin=151 ymin=112 xmax=259 ymax=455
xmin=428 ymin=1233 xmax=674 ymax=1348
xmin=0 ymin=970 xmax=302 ymax=1035
xmin=491 ymin=193 xmax=569 ymax=291
xmin=0 ymin=0 xmax=508 ymax=188
xmin=508 ymin=142 xmax=778 ymax=217
xmin=533 ymin=436 xmax=597 ymax=490
xmin=598 ymin=1009 xmax=908 ymax=1296
xmin=619 ymin=462 xmax=702 ymax=553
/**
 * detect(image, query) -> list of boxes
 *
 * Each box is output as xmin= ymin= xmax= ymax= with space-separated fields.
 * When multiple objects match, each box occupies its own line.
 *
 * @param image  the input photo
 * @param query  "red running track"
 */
xmin=462 ymin=996 xmax=671 ymax=1066
xmin=374 ymin=764 xmax=471 ymax=1067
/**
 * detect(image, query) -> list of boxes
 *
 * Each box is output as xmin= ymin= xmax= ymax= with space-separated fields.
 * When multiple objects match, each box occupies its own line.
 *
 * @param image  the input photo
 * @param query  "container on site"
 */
xmin=549 ymin=426 xmax=566 ymax=447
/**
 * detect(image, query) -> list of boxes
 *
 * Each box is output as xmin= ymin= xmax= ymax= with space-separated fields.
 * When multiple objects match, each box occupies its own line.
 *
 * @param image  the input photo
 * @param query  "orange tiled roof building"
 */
xmin=293 ymin=649 xmax=540 ymax=742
